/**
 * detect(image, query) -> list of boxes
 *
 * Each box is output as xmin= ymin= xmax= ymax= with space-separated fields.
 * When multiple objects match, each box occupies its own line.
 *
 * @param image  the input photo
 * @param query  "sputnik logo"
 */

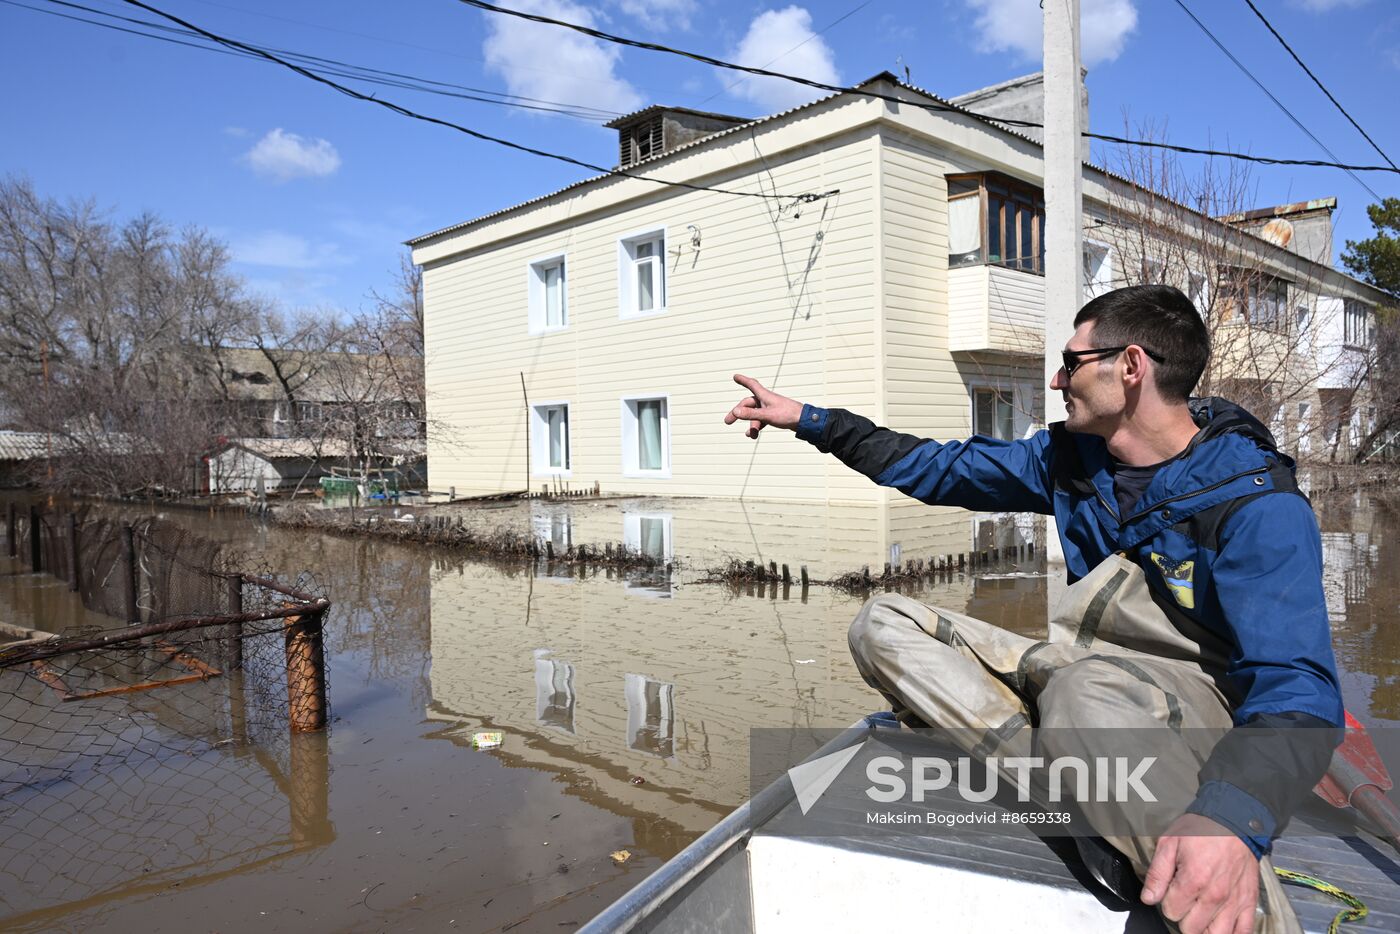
xmin=787 ymin=742 xmax=864 ymax=815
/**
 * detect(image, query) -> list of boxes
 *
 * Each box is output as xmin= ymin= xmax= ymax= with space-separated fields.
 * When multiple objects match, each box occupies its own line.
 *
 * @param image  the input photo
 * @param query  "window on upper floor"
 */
xmin=1344 ymin=300 xmax=1372 ymax=347
xmin=1296 ymin=303 xmax=1311 ymax=334
xmin=1188 ymin=272 xmax=1209 ymax=313
xmin=619 ymin=231 xmax=666 ymax=318
xmin=947 ymin=173 xmax=1045 ymax=275
xmin=1218 ymin=271 xmax=1289 ymax=332
xmin=1082 ymin=242 xmax=1112 ymax=296
xmin=528 ymin=255 xmax=568 ymax=333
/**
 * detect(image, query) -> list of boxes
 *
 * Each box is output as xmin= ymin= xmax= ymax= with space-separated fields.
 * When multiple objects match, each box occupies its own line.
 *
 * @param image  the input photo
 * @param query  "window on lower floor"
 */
xmin=973 ymin=388 xmax=1015 ymax=441
xmin=622 ymin=396 xmax=670 ymax=476
xmin=531 ymin=402 xmax=570 ymax=474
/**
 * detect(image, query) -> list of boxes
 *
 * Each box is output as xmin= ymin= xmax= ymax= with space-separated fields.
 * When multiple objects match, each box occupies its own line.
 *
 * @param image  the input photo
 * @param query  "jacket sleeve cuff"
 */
xmin=1186 ymin=780 xmax=1276 ymax=859
xmin=795 ymin=404 xmax=830 ymax=444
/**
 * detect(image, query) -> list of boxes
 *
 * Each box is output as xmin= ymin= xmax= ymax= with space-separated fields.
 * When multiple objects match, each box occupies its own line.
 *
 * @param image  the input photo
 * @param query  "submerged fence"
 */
xmin=0 ymin=506 xmax=333 ymax=925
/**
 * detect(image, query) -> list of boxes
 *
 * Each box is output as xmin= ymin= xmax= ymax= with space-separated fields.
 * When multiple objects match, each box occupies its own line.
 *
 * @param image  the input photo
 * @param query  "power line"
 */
xmin=695 ymin=0 xmax=877 ymax=108
xmin=1169 ymin=0 xmax=1381 ymax=201
xmin=1242 ymin=0 xmax=1397 ymax=173
xmin=110 ymin=0 xmax=832 ymax=205
xmin=7 ymin=0 xmax=621 ymax=121
xmin=455 ymin=0 xmax=1400 ymax=178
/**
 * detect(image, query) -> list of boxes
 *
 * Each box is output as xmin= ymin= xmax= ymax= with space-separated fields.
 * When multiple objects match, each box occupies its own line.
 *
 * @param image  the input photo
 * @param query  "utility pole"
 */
xmin=1043 ymin=0 xmax=1083 ymax=567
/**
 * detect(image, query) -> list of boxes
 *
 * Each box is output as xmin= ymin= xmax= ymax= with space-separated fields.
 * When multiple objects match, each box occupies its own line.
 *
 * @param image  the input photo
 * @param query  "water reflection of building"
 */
xmin=624 ymin=673 xmax=674 ymax=757
xmin=534 ymin=649 xmax=576 ymax=734
xmin=424 ymin=547 xmax=1045 ymax=835
xmin=519 ymin=498 xmax=1038 ymax=580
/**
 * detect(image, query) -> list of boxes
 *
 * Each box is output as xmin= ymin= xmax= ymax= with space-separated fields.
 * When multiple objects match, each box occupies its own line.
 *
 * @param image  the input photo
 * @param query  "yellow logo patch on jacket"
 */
xmin=1150 ymin=553 xmax=1195 ymax=609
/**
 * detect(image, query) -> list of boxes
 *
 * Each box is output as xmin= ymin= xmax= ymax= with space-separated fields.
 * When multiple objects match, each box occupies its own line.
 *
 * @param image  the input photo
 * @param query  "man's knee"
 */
xmin=848 ymin=593 xmax=922 ymax=666
xmin=1038 ymin=658 xmax=1134 ymax=731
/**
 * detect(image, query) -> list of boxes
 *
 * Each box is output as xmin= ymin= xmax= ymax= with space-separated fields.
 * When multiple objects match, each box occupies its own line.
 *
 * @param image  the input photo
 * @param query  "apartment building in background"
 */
xmin=409 ymin=71 xmax=1388 ymax=513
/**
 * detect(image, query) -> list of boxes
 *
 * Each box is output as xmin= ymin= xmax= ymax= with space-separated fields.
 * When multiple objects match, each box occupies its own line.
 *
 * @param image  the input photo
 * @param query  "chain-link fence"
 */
xmin=0 ymin=506 xmax=333 ymax=924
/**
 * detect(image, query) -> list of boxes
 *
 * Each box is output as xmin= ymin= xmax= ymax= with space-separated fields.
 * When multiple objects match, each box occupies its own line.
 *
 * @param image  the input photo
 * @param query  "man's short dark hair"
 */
xmin=1073 ymin=285 xmax=1209 ymax=403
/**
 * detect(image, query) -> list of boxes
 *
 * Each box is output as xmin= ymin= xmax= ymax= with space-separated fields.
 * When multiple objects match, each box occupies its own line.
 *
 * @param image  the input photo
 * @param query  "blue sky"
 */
xmin=2 ymin=0 xmax=1397 ymax=314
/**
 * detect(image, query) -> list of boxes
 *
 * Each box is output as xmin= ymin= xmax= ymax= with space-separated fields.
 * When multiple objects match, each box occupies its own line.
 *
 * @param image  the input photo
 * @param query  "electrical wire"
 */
xmin=109 ymin=0 xmax=833 ymax=205
xmin=1169 ymin=0 xmax=1382 ymax=201
xmin=455 ymin=0 xmax=1400 ymax=178
xmin=695 ymin=0 xmax=877 ymax=109
xmin=7 ymin=0 xmax=621 ymax=121
xmin=1242 ymin=0 xmax=1397 ymax=173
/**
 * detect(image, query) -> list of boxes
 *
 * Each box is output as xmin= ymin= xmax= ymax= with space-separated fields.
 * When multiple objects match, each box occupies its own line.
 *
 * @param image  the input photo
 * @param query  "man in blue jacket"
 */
xmin=724 ymin=285 xmax=1341 ymax=934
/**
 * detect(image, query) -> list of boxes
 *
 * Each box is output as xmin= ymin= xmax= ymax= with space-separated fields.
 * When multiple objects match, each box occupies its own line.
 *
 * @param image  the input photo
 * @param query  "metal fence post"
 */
xmin=225 ymin=573 xmax=244 ymax=670
xmin=121 ymin=523 xmax=139 ymax=623
xmin=6 ymin=502 xmax=15 ymax=558
xmin=66 ymin=513 xmax=80 ymax=592
xmin=28 ymin=505 xmax=41 ymax=572
xmin=285 ymin=610 xmax=327 ymax=733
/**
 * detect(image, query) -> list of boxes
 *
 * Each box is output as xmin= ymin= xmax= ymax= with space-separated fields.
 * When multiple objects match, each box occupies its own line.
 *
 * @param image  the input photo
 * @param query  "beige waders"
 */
xmin=848 ymin=553 xmax=1302 ymax=933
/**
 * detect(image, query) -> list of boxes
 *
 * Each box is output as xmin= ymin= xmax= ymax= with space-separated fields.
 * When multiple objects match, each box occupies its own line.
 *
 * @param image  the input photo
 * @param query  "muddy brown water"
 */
xmin=0 ymin=489 xmax=1396 ymax=932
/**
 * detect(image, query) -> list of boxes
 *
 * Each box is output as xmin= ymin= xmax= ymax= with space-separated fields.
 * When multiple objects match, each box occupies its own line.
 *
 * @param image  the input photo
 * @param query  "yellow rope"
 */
xmin=1274 ymin=867 xmax=1368 ymax=934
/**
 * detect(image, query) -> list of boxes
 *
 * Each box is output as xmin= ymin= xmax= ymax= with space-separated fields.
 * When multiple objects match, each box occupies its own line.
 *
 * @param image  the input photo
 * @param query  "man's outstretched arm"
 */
xmin=724 ymin=374 xmax=1056 ymax=514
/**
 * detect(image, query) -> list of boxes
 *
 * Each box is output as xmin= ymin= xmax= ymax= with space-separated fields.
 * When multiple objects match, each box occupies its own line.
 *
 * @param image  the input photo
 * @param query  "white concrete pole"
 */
xmin=1042 ymin=0 xmax=1084 ymax=568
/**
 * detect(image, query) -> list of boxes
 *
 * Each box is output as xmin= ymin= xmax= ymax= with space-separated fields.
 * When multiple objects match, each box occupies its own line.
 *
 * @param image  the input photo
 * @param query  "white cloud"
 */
xmin=617 ymin=0 xmax=696 ymax=31
xmin=965 ymin=0 xmax=1138 ymax=68
xmin=243 ymin=129 xmax=342 ymax=181
xmin=1287 ymin=0 xmax=1367 ymax=10
xmin=232 ymin=231 xmax=351 ymax=270
xmin=483 ymin=0 xmax=643 ymax=117
xmin=725 ymin=6 xmax=841 ymax=113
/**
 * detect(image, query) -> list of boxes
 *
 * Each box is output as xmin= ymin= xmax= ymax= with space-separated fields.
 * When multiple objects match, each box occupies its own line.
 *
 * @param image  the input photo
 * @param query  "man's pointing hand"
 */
xmin=724 ymin=374 xmax=803 ymax=439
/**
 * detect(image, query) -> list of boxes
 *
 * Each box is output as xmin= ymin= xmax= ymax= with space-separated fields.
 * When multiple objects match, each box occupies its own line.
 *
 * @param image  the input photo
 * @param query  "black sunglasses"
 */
xmin=1061 ymin=345 xmax=1165 ymax=378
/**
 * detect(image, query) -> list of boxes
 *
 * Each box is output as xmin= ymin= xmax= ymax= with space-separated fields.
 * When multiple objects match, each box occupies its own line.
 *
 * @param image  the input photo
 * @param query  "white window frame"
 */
xmin=617 ymin=228 xmax=667 ymax=319
xmin=1343 ymin=300 xmax=1371 ymax=348
xmin=620 ymin=394 xmax=671 ymax=479
xmin=527 ymin=253 xmax=568 ymax=334
xmin=530 ymin=400 xmax=572 ymax=477
xmin=1082 ymin=240 xmax=1113 ymax=297
xmin=1187 ymin=271 xmax=1209 ymax=314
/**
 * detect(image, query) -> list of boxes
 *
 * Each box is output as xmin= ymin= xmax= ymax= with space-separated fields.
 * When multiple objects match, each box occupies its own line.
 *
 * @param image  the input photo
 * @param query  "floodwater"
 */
xmin=0 ymin=488 xmax=1397 ymax=932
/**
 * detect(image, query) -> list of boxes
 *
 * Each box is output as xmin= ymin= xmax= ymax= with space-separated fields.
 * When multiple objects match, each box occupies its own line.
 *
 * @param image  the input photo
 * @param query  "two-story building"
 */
xmin=409 ymin=71 xmax=1387 ymax=516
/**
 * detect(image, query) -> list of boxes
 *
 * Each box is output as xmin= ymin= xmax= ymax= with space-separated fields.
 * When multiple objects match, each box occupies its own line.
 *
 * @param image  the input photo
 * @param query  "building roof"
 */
xmin=1218 ymin=198 xmax=1338 ymax=225
xmin=0 ymin=432 xmax=51 ymax=462
xmin=602 ymin=104 xmax=748 ymax=130
xmin=207 ymin=347 xmax=416 ymax=404
xmin=405 ymin=73 xmax=1389 ymax=303
xmin=212 ymin=437 xmax=426 ymax=461
xmin=403 ymin=71 xmax=1070 ymax=247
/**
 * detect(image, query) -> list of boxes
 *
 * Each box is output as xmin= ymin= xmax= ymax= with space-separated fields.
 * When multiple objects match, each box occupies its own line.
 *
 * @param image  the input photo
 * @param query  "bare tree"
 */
xmin=1097 ymin=123 xmax=1358 ymax=459
xmin=0 ymin=176 xmax=260 ymax=493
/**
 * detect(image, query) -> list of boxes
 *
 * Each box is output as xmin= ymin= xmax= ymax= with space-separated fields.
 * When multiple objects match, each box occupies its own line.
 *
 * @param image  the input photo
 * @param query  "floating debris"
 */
xmin=471 ymin=731 xmax=504 ymax=749
xmin=610 ymin=850 xmax=631 ymax=865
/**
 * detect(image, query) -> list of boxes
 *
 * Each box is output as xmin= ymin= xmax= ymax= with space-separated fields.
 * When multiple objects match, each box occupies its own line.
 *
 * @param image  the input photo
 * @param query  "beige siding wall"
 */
xmin=422 ymin=129 xmax=883 ymax=503
xmin=874 ymin=131 xmax=1049 ymax=552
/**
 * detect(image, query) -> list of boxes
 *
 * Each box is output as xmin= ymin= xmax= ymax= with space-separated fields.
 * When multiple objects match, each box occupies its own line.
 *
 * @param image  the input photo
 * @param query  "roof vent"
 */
xmin=605 ymin=106 xmax=749 ymax=169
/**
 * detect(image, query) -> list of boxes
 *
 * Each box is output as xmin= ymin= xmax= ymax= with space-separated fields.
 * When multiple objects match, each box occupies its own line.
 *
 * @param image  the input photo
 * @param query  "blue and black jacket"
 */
xmin=796 ymin=397 xmax=1343 ymax=856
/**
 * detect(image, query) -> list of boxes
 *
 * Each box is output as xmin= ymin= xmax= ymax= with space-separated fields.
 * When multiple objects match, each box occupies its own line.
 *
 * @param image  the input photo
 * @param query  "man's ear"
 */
xmin=1121 ymin=345 xmax=1150 ymax=389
